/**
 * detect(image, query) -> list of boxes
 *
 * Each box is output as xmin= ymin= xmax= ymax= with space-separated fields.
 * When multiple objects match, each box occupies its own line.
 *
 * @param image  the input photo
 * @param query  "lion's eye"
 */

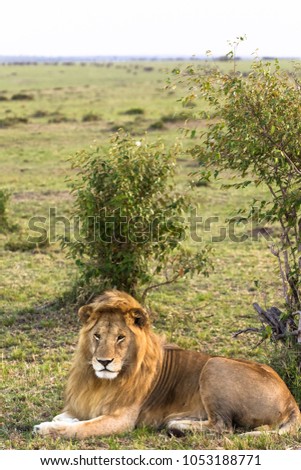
xmin=117 ymin=335 xmax=125 ymax=343
xmin=94 ymin=334 xmax=100 ymax=341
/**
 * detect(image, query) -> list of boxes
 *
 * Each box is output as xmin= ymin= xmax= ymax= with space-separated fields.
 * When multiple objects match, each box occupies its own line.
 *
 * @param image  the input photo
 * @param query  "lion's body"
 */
xmin=138 ymin=348 xmax=299 ymax=434
xmin=34 ymin=290 xmax=301 ymax=438
xmin=138 ymin=348 xmax=209 ymax=427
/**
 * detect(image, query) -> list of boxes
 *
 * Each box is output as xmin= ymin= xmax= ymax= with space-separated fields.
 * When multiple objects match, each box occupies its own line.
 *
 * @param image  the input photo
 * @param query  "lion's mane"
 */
xmin=64 ymin=290 xmax=164 ymax=421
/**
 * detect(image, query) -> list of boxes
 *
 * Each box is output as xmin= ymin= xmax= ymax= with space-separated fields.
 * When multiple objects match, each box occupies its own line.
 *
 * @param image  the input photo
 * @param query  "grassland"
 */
xmin=1 ymin=59 xmax=301 ymax=450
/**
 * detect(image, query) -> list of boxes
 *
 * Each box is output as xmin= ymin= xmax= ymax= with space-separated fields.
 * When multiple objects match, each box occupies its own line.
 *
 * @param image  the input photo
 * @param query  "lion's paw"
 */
xmin=33 ymin=421 xmax=70 ymax=437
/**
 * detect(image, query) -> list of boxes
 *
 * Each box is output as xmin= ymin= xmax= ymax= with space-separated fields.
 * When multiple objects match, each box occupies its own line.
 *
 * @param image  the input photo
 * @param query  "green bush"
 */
xmin=0 ymin=117 xmax=28 ymax=128
xmin=177 ymin=57 xmax=301 ymax=313
xmin=32 ymin=110 xmax=48 ymax=118
xmin=272 ymin=345 xmax=301 ymax=405
xmin=48 ymin=114 xmax=74 ymax=124
xmin=4 ymin=235 xmax=49 ymax=252
xmin=11 ymin=93 xmax=33 ymax=101
xmin=65 ymin=132 xmax=210 ymax=296
xmin=161 ymin=111 xmax=192 ymax=123
xmin=174 ymin=49 xmax=301 ymax=375
xmin=122 ymin=108 xmax=144 ymax=115
xmin=82 ymin=112 xmax=101 ymax=122
xmin=148 ymin=120 xmax=166 ymax=131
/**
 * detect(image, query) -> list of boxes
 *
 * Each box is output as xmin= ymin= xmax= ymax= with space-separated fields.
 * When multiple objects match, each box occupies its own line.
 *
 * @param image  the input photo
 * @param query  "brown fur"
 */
xmin=34 ymin=290 xmax=301 ymax=438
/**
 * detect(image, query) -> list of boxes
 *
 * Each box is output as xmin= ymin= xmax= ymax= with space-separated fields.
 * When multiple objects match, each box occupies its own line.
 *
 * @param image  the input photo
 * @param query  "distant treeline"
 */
xmin=0 ymin=55 xmax=206 ymax=65
xmin=0 ymin=55 xmax=296 ymax=66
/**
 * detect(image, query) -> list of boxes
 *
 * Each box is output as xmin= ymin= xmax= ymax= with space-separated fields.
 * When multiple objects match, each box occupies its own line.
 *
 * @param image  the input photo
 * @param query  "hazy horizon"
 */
xmin=1 ymin=53 xmax=300 ymax=63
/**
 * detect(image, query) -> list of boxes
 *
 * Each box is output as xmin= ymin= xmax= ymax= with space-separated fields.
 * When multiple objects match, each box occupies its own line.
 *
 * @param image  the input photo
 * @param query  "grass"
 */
xmin=1 ymin=59 xmax=301 ymax=450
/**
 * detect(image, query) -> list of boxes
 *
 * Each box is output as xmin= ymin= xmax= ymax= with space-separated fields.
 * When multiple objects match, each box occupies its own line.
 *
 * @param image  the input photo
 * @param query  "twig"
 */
xmin=274 ymin=331 xmax=299 ymax=340
xmin=86 ymin=291 xmax=96 ymax=304
xmin=141 ymin=274 xmax=181 ymax=303
xmin=35 ymin=301 xmax=57 ymax=312
xmin=298 ymin=312 xmax=301 ymax=344
xmin=252 ymin=302 xmax=285 ymax=334
xmin=292 ymin=310 xmax=301 ymax=316
xmin=232 ymin=327 xmax=260 ymax=338
xmin=269 ymin=240 xmax=289 ymax=306
xmin=234 ymin=303 xmax=301 ymax=347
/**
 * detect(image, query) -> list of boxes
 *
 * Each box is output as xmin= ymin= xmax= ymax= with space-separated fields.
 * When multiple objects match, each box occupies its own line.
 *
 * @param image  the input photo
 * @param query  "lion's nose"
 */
xmin=96 ymin=358 xmax=114 ymax=368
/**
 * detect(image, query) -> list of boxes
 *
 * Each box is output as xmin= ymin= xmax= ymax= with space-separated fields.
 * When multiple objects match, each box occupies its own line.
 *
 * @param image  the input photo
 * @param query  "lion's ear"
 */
xmin=78 ymin=304 xmax=94 ymax=323
xmin=129 ymin=308 xmax=149 ymax=328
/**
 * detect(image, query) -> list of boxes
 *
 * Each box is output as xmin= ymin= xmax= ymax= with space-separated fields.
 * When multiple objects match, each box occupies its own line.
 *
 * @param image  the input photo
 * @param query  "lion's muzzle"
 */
xmin=92 ymin=357 xmax=121 ymax=379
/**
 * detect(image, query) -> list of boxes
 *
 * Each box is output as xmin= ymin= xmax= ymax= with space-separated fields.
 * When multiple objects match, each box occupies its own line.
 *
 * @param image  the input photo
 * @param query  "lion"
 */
xmin=34 ymin=290 xmax=301 ymax=439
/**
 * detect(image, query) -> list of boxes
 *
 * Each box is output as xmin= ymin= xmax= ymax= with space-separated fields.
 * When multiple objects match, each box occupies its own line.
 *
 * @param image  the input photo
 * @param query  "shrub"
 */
xmin=11 ymin=93 xmax=33 ymax=101
xmin=271 ymin=346 xmax=301 ymax=405
xmin=122 ymin=108 xmax=144 ymax=116
xmin=183 ymin=59 xmax=301 ymax=312
xmin=32 ymin=110 xmax=48 ymax=118
xmin=148 ymin=120 xmax=166 ymax=131
xmin=174 ymin=49 xmax=301 ymax=369
xmin=65 ymin=132 xmax=210 ymax=297
xmin=82 ymin=112 xmax=101 ymax=122
xmin=0 ymin=117 xmax=28 ymax=128
xmin=48 ymin=114 xmax=74 ymax=123
xmin=4 ymin=236 xmax=49 ymax=252
xmin=109 ymin=123 xmax=133 ymax=133
xmin=161 ymin=111 xmax=192 ymax=123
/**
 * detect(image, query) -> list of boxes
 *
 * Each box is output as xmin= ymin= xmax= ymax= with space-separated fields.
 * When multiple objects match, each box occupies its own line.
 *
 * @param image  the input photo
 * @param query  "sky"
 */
xmin=1 ymin=0 xmax=301 ymax=58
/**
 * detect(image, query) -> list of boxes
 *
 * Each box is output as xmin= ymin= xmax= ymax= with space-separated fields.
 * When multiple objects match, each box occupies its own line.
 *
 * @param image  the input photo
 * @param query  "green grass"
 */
xmin=1 ymin=59 xmax=301 ymax=450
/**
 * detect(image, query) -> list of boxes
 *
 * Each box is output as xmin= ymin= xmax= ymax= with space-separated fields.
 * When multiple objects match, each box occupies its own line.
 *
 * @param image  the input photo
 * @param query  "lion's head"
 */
xmin=77 ymin=290 xmax=150 ymax=380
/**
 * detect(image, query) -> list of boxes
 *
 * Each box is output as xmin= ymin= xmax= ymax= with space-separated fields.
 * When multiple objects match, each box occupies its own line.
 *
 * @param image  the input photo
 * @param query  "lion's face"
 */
xmin=78 ymin=292 xmax=149 ymax=381
xmin=89 ymin=312 xmax=135 ymax=380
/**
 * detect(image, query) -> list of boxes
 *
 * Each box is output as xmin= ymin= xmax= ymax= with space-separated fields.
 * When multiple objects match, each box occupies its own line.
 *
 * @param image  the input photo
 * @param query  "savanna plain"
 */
xmin=1 ymin=59 xmax=301 ymax=450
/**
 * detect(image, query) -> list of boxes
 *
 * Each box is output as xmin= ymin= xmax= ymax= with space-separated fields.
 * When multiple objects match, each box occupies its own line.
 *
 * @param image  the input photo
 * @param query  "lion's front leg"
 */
xmin=34 ymin=407 xmax=139 ymax=439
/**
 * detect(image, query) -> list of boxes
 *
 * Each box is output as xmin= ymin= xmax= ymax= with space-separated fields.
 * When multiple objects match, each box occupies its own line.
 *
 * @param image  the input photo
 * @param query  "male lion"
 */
xmin=34 ymin=290 xmax=301 ymax=438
